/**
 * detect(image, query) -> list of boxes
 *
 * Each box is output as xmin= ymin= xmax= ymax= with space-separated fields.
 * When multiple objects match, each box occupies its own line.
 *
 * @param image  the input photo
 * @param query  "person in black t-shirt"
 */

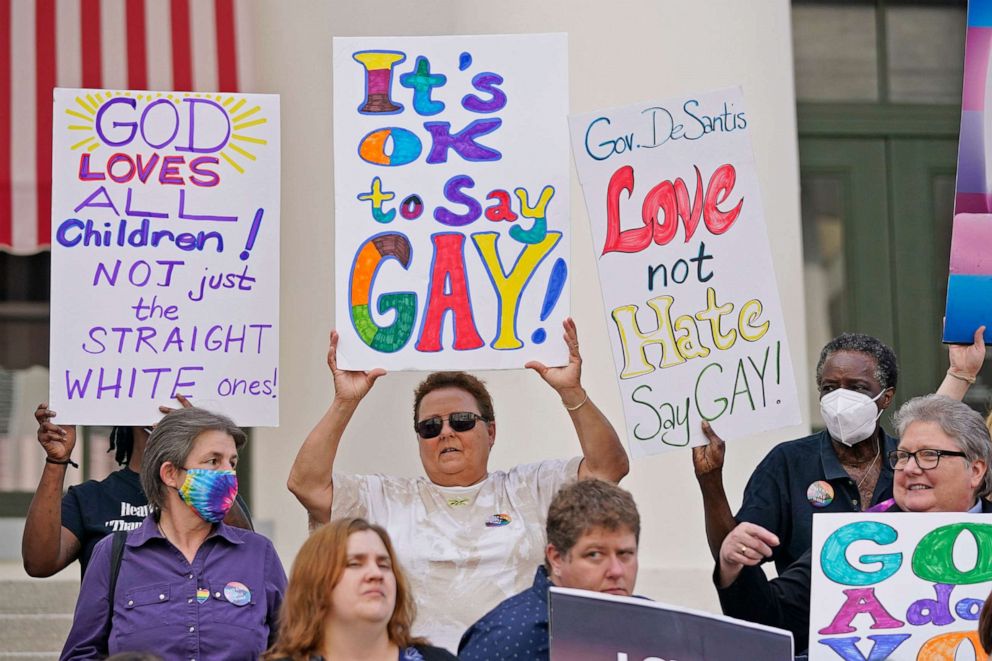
xmin=21 ymin=397 xmax=253 ymax=577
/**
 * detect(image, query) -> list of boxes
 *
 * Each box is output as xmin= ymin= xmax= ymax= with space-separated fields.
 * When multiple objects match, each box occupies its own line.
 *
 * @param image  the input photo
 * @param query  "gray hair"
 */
xmin=893 ymin=394 xmax=992 ymax=499
xmin=140 ymin=407 xmax=247 ymax=512
xmin=816 ymin=333 xmax=899 ymax=391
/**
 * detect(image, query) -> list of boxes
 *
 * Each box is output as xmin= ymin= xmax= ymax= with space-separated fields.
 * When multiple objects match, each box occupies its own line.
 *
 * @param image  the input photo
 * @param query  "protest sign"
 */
xmin=549 ymin=587 xmax=794 ymax=660
xmin=568 ymin=88 xmax=800 ymax=456
xmin=810 ymin=512 xmax=991 ymax=660
xmin=50 ymin=88 xmax=280 ymax=425
xmin=332 ymin=34 xmax=570 ymax=370
xmin=945 ymin=1 xmax=992 ymax=343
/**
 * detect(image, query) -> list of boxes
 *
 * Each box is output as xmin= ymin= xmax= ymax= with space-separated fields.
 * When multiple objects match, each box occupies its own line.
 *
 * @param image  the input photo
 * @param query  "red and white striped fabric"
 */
xmin=0 ymin=0 xmax=254 ymax=254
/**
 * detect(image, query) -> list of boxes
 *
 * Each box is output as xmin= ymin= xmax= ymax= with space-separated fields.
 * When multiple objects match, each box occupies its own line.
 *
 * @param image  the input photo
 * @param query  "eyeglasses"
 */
xmin=888 ymin=449 xmax=968 ymax=470
xmin=415 ymin=412 xmax=488 ymax=439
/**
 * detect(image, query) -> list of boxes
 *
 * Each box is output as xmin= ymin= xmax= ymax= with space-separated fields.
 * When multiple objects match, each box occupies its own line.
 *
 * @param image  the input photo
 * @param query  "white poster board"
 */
xmin=568 ymin=87 xmax=800 ymax=456
xmin=50 ymin=88 xmax=280 ymax=426
xmin=333 ymin=34 xmax=569 ymax=370
xmin=810 ymin=512 xmax=991 ymax=660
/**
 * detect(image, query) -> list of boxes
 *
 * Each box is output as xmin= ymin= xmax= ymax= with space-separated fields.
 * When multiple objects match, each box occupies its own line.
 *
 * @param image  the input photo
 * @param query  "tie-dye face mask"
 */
xmin=178 ymin=468 xmax=238 ymax=523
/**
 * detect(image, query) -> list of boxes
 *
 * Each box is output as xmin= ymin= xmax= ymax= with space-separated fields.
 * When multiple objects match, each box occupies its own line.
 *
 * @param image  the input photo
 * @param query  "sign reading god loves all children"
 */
xmin=568 ymin=88 xmax=800 ymax=456
xmin=50 ymin=88 xmax=280 ymax=425
xmin=810 ymin=513 xmax=991 ymax=660
xmin=333 ymin=34 xmax=570 ymax=370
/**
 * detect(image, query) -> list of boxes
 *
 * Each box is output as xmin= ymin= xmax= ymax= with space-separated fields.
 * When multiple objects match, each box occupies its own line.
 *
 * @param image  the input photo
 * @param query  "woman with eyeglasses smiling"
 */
xmin=288 ymin=318 xmax=628 ymax=651
xmin=712 ymin=394 xmax=992 ymax=654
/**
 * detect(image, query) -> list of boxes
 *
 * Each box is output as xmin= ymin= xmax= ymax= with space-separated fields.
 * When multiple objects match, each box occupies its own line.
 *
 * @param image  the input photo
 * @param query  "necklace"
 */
xmin=855 ymin=440 xmax=881 ymax=492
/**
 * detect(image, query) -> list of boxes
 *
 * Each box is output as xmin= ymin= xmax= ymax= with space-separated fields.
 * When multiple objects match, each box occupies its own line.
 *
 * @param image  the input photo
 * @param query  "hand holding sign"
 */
xmin=327 ymin=329 xmax=387 ymax=405
xmin=525 ymin=317 xmax=585 ymax=405
xmin=34 ymin=404 xmax=76 ymax=464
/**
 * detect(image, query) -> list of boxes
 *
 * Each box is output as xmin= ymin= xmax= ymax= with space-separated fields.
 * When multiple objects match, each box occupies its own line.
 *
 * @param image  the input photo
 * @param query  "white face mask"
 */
xmin=819 ymin=388 xmax=887 ymax=447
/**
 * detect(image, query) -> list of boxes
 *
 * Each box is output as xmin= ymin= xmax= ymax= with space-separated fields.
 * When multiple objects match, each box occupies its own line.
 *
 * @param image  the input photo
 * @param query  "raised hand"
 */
xmin=692 ymin=420 xmax=726 ymax=479
xmin=949 ymin=325 xmax=986 ymax=381
xmin=158 ymin=393 xmax=194 ymax=417
xmin=34 ymin=404 xmax=76 ymax=463
xmin=327 ymin=330 xmax=386 ymax=404
xmin=525 ymin=318 xmax=584 ymax=403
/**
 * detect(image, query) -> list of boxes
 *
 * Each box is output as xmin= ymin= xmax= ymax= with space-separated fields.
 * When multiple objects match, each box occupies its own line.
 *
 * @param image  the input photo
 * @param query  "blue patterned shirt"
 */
xmin=458 ymin=565 xmax=552 ymax=660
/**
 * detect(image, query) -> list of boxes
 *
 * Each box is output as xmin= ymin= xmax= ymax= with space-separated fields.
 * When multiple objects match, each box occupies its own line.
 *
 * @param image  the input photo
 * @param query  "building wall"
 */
xmin=249 ymin=0 xmax=808 ymax=611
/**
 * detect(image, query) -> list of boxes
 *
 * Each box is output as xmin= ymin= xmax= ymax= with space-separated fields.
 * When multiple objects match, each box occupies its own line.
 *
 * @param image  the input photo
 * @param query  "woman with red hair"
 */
xmin=265 ymin=518 xmax=456 ymax=660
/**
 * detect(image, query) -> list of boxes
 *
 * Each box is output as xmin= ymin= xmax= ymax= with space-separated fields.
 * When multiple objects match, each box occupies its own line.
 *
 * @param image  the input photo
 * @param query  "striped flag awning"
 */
xmin=0 ymin=0 xmax=254 ymax=255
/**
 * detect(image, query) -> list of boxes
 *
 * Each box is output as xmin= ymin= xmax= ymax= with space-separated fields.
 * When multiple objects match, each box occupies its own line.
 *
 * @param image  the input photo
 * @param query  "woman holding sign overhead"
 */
xmin=288 ymin=318 xmax=628 ymax=651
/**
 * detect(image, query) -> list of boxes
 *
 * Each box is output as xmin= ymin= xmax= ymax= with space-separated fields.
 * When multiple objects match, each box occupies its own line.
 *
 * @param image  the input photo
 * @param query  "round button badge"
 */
xmin=223 ymin=581 xmax=252 ymax=607
xmin=807 ymin=480 xmax=834 ymax=508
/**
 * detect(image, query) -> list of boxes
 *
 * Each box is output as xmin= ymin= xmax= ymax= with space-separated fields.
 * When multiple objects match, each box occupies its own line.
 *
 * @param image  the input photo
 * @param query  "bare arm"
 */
xmin=692 ymin=421 xmax=736 ymax=561
xmin=526 ymin=318 xmax=628 ymax=483
xmin=22 ymin=404 xmax=83 ymax=577
xmin=287 ymin=330 xmax=385 ymax=525
xmin=937 ymin=325 xmax=985 ymax=400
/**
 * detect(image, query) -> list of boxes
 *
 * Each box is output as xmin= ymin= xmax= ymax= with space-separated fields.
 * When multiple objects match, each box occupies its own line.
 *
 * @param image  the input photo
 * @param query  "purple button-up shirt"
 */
xmin=61 ymin=514 xmax=287 ymax=661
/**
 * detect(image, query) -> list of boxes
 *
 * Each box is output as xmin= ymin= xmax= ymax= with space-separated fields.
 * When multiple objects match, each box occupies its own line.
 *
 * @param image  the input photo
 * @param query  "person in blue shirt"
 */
xmin=458 ymin=479 xmax=640 ymax=660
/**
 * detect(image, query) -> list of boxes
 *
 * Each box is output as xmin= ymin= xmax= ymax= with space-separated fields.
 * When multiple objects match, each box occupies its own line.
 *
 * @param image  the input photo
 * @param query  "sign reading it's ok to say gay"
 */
xmin=569 ymin=88 xmax=800 ymax=456
xmin=49 ymin=88 xmax=280 ymax=426
xmin=333 ymin=34 xmax=570 ymax=370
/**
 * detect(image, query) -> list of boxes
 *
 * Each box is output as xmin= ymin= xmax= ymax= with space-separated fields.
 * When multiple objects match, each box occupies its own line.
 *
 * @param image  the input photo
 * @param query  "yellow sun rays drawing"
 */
xmin=63 ymin=91 xmax=269 ymax=175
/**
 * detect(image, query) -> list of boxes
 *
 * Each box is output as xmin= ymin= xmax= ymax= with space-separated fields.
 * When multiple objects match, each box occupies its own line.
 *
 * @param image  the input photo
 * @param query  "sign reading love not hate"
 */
xmin=568 ymin=87 xmax=800 ymax=456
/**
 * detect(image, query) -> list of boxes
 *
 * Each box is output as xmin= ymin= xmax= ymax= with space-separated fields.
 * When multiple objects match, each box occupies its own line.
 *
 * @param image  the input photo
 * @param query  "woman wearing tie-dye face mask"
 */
xmin=60 ymin=407 xmax=287 ymax=660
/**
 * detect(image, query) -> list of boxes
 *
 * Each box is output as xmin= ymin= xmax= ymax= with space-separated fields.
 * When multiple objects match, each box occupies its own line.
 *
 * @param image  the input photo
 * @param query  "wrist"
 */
xmin=717 ymin=559 xmax=742 ymax=589
xmin=947 ymin=368 xmax=977 ymax=384
xmin=559 ymin=387 xmax=587 ymax=410
xmin=45 ymin=457 xmax=78 ymax=468
xmin=696 ymin=472 xmax=725 ymax=487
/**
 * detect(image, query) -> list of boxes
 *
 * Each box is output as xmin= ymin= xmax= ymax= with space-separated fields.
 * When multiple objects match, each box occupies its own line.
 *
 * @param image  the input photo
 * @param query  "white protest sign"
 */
xmin=333 ymin=34 xmax=569 ymax=370
xmin=568 ymin=87 xmax=800 ymax=456
xmin=50 ymin=88 xmax=280 ymax=426
xmin=810 ymin=512 xmax=991 ymax=660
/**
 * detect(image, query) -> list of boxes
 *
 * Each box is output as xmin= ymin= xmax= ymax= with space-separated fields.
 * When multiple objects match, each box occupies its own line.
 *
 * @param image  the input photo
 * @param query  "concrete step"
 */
xmin=0 ymin=576 xmax=78 ymax=659
xmin=0 ymin=580 xmax=78 ymax=614
xmin=0 ymin=614 xmax=71 ymax=656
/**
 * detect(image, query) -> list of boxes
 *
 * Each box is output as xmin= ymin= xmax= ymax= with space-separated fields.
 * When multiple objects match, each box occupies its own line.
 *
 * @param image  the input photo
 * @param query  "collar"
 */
xmin=968 ymin=500 xmax=983 ymax=513
xmin=532 ymin=565 xmax=554 ymax=600
xmin=127 ymin=514 xmax=245 ymax=548
xmin=819 ymin=429 xmax=897 ymax=481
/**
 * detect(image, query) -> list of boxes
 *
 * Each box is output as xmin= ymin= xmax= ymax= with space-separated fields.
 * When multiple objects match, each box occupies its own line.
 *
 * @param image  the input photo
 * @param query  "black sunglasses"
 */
xmin=415 ymin=412 xmax=489 ymax=439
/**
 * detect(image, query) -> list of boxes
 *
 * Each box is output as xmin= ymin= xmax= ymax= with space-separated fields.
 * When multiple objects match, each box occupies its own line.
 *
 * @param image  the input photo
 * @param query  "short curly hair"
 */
xmin=412 ymin=371 xmax=495 ymax=423
xmin=545 ymin=479 xmax=639 ymax=570
xmin=815 ymin=333 xmax=899 ymax=391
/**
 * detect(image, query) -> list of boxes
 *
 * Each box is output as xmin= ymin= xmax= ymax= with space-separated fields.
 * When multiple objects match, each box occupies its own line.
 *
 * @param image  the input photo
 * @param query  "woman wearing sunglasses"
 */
xmin=288 ymin=318 xmax=628 ymax=651
xmin=713 ymin=394 xmax=992 ymax=654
